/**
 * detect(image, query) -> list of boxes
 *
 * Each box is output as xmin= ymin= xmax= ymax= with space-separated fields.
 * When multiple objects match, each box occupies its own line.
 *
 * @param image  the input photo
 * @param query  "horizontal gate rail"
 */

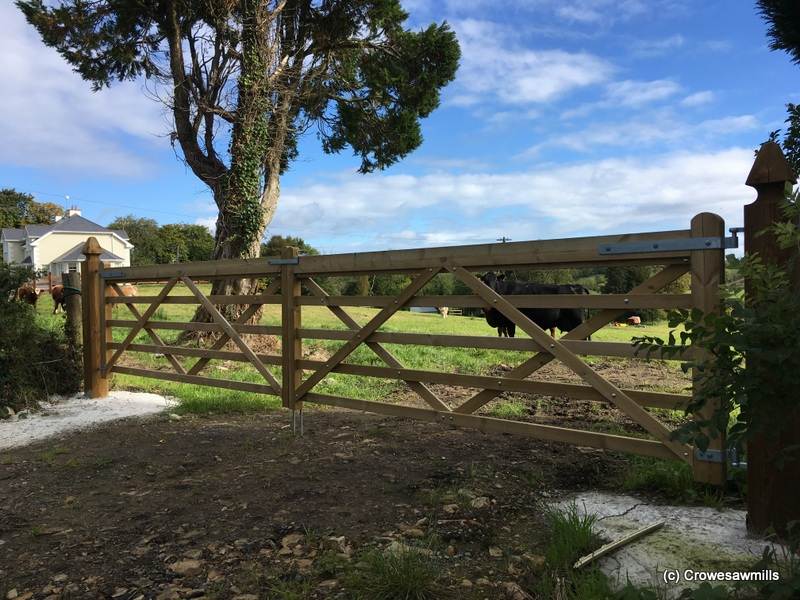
xmin=107 ymin=293 xmax=690 ymax=310
xmin=100 ymin=227 xmax=694 ymax=282
xmin=107 ymin=342 xmax=689 ymax=410
xmin=112 ymin=365 xmax=279 ymax=395
xmin=305 ymin=393 xmax=678 ymax=461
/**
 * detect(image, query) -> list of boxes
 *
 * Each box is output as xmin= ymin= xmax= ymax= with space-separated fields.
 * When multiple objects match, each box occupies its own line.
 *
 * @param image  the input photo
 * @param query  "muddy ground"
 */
xmin=0 ymin=356 xmax=696 ymax=599
xmin=0 ymin=405 xmax=639 ymax=600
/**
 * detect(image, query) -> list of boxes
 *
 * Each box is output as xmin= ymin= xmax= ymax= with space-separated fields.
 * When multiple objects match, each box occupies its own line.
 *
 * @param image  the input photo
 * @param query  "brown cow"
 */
xmin=16 ymin=285 xmax=40 ymax=307
xmin=107 ymin=283 xmax=138 ymax=297
xmin=51 ymin=285 xmax=66 ymax=314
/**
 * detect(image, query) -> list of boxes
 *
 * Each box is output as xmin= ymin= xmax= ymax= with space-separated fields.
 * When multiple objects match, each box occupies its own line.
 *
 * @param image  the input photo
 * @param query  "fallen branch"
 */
xmin=573 ymin=521 xmax=664 ymax=570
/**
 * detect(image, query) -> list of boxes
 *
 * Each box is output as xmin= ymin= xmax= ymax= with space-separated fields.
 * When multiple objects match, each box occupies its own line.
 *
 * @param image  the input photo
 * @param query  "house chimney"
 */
xmin=66 ymin=206 xmax=81 ymax=217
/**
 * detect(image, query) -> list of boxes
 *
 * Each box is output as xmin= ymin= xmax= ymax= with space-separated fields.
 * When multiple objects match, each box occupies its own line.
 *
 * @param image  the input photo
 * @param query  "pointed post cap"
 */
xmin=746 ymin=141 xmax=797 ymax=188
xmin=82 ymin=236 xmax=103 ymax=256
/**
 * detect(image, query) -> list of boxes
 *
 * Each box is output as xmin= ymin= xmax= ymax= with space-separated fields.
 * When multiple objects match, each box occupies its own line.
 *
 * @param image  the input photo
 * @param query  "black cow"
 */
xmin=480 ymin=273 xmax=590 ymax=339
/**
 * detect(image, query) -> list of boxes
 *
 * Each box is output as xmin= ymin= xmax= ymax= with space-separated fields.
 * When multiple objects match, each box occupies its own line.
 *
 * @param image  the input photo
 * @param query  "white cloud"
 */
xmin=0 ymin=4 xmax=164 ymax=176
xmin=681 ymin=91 xmax=715 ymax=107
xmin=262 ymin=148 xmax=754 ymax=252
xmin=530 ymin=112 xmax=758 ymax=154
xmin=605 ymin=79 xmax=681 ymax=107
xmin=630 ymin=34 xmax=685 ymax=57
xmin=450 ymin=19 xmax=613 ymax=107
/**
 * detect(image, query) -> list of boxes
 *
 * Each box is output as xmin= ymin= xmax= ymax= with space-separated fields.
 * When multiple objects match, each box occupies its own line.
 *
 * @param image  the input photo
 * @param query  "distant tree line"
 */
xmin=108 ymin=216 xmax=216 ymax=266
xmin=0 ymin=188 xmax=62 ymax=230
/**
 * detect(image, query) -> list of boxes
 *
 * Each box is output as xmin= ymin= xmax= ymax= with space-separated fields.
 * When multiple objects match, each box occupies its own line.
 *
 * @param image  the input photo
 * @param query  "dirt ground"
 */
xmin=0 ymin=405 xmax=637 ymax=600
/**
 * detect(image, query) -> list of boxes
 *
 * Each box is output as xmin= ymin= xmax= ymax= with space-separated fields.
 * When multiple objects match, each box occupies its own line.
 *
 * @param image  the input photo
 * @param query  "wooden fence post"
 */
xmin=62 ymin=272 xmax=82 ymax=347
xmin=81 ymin=238 xmax=108 ymax=398
xmin=744 ymin=141 xmax=800 ymax=535
xmin=281 ymin=246 xmax=302 ymax=409
xmin=689 ymin=212 xmax=726 ymax=486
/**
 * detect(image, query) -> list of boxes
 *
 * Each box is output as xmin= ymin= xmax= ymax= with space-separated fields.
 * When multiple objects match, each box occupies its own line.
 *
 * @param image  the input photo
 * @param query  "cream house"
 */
xmin=1 ymin=207 xmax=132 ymax=277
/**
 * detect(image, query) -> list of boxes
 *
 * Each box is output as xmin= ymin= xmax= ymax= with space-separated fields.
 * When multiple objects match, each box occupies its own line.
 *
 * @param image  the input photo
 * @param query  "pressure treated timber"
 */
xmin=295 ymin=329 xmax=695 ymax=360
xmin=107 ymin=293 xmax=690 ymax=310
xmin=107 ymin=294 xmax=282 ymax=305
xmin=450 ymin=264 xmax=692 ymax=463
xmin=187 ymin=279 xmax=282 ymax=376
xmin=281 ymin=247 xmax=303 ymax=409
xmin=295 ymin=294 xmax=692 ymax=310
xmin=304 ymin=277 xmax=450 ymax=412
xmin=104 ymin=278 xmax=179 ymax=373
xmin=101 ymin=228 xmax=692 ymax=281
xmin=111 ymin=366 xmax=279 ymax=395
xmin=454 ymin=264 xmax=690 ymax=415
xmin=690 ymin=213 xmax=726 ymax=486
xmin=294 ymin=268 xmax=440 ymax=399
xmin=109 ymin=282 xmax=186 ymax=375
xmin=107 ymin=320 xmax=282 ymax=335
xmin=182 ymin=276 xmax=281 ymax=394
xmin=108 ymin=342 xmax=689 ymax=410
xmin=304 ymin=393 xmax=677 ymax=461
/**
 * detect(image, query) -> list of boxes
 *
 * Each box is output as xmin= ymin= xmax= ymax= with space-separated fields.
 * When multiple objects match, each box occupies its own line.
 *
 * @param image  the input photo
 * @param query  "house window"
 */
xmin=69 ymin=263 xmax=78 ymax=273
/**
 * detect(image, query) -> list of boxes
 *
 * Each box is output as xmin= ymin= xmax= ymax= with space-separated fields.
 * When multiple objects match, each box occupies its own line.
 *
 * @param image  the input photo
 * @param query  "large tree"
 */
xmin=19 ymin=0 xmax=460 ymax=317
xmin=0 ymin=188 xmax=63 ymax=230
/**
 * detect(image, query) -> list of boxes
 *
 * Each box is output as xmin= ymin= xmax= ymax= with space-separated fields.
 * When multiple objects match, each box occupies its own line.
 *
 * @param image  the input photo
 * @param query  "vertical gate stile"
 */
xmin=101 ymin=262 xmax=114 ymax=390
xmin=281 ymin=247 xmax=302 ymax=409
xmin=690 ymin=213 xmax=727 ymax=486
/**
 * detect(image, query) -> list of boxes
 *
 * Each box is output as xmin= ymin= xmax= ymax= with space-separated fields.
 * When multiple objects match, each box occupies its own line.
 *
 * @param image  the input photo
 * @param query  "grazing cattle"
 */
xmin=480 ymin=273 xmax=590 ymax=339
xmin=437 ymin=306 xmax=449 ymax=319
xmin=51 ymin=285 xmax=66 ymax=314
xmin=108 ymin=283 xmax=138 ymax=297
xmin=16 ymin=285 xmax=40 ymax=307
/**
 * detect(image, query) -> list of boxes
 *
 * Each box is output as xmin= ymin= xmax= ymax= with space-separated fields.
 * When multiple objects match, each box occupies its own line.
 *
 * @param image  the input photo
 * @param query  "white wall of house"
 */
xmin=32 ymin=232 xmax=131 ymax=270
xmin=2 ymin=240 xmax=25 ymax=263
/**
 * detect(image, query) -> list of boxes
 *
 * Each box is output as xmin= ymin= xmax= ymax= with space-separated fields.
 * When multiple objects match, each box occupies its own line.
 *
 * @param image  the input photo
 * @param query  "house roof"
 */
xmin=50 ymin=242 xmax=124 ymax=264
xmin=1 ymin=228 xmax=24 ymax=242
xmin=10 ymin=215 xmax=129 ymax=241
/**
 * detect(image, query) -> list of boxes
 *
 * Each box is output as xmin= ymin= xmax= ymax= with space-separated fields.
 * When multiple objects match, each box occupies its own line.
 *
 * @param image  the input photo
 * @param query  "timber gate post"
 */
xmin=62 ymin=272 xmax=82 ymax=347
xmin=744 ymin=141 xmax=800 ymax=534
xmin=689 ymin=212 xmax=726 ymax=486
xmin=81 ymin=238 xmax=109 ymax=398
xmin=281 ymin=246 xmax=302 ymax=409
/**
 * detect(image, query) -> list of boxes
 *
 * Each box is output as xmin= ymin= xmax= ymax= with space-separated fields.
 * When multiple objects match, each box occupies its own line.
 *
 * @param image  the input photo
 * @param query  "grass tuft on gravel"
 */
xmin=345 ymin=545 xmax=442 ymax=600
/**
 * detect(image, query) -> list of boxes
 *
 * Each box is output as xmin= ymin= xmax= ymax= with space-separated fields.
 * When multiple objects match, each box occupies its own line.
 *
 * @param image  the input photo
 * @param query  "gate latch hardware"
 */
xmin=268 ymin=257 xmax=300 ymax=265
xmin=694 ymin=448 xmax=738 ymax=464
xmin=599 ymin=226 xmax=743 ymax=255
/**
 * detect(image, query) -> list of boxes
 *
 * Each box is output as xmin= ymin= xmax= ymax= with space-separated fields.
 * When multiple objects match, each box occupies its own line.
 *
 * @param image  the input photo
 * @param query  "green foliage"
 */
xmin=18 ymin=0 xmax=460 ymax=261
xmin=344 ymin=546 xmax=442 ymax=600
xmin=108 ymin=216 xmax=214 ymax=265
xmin=621 ymin=457 xmax=714 ymax=504
xmin=260 ymin=235 xmax=319 ymax=257
xmin=543 ymin=502 xmax=600 ymax=570
xmin=633 ymin=198 xmax=800 ymax=456
xmin=0 ymin=188 xmax=62 ymax=229
xmin=0 ymin=264 xmax=81 ymax=411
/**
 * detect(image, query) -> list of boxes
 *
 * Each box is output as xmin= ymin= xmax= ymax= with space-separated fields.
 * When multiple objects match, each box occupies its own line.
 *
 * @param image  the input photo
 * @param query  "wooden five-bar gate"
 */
xmin=81 ymin=212 xmax=730 ymax=485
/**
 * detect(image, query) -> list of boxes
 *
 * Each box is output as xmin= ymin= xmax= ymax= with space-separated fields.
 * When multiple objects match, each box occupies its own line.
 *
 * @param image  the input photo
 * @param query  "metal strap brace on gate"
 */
xmin=599 ymin=227 xmax=744 ymax=255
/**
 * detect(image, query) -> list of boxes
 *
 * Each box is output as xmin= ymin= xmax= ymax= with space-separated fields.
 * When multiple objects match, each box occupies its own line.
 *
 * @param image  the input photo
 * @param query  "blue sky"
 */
xmin=1 ymin=1 xmax=797 ymax=253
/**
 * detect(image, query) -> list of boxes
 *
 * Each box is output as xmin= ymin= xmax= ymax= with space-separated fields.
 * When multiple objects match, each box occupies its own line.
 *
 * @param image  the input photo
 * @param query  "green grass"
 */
xmin=543 ymin=502 xmax=600 ymax=569
xmin=488 ymin=399 xmax=528 ymax=418
xmin=32 ymin=284 xmax=688 ymax=414
xmin=345 ymin=545 xmax=442 ymax=600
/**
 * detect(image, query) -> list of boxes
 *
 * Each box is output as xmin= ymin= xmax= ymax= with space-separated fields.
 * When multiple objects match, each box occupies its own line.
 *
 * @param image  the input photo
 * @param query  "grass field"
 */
xmin=34 ymin=283 xmax=681 ymax=414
